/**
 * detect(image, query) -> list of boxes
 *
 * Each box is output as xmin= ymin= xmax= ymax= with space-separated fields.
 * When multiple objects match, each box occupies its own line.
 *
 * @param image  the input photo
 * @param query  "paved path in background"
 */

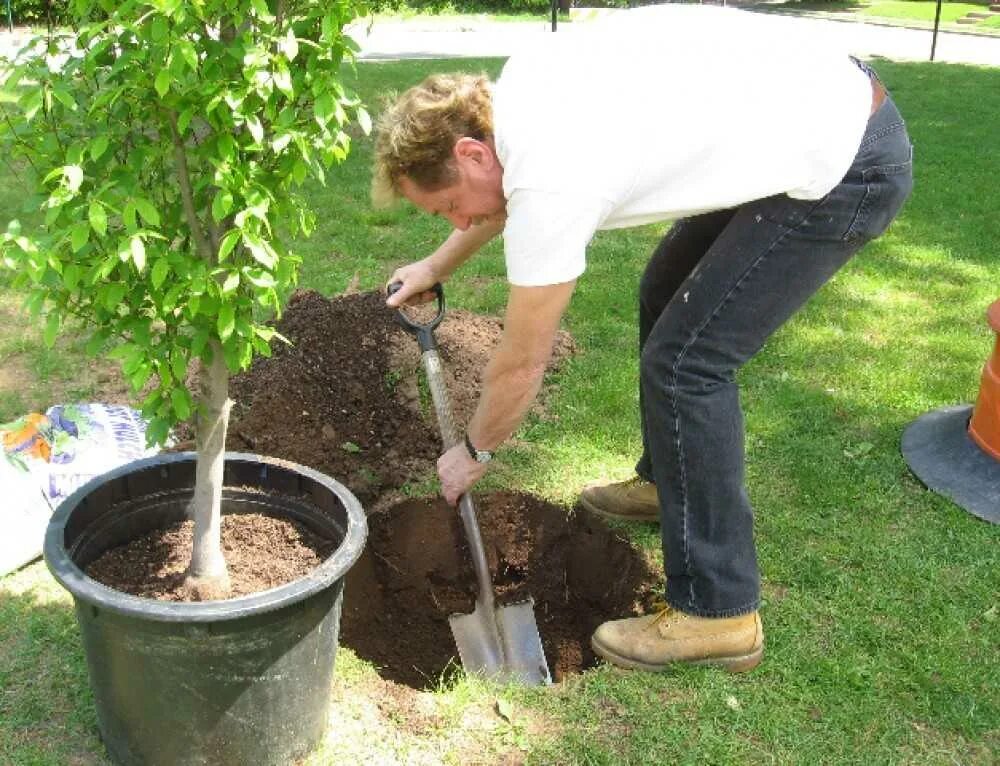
xmin=2 ymin=11 xmax=998 ymax=67
xmin=347 ymin=13 xmax=1000 ymax=67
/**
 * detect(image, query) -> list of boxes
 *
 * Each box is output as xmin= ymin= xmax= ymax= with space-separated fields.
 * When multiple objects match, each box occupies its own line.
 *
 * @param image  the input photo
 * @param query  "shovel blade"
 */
xmin=449 ymin=598 xmax=552 ymax=686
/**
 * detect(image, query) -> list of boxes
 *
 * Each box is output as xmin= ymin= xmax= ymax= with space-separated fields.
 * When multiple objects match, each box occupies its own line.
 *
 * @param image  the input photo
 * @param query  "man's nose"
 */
xmin=448 ymin=213 xmax=471 ymax=231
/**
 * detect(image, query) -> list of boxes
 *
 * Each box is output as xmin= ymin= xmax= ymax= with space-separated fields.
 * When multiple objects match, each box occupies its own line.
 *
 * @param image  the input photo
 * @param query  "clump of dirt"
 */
xmin=341 ymin=493 xmax=661 ymax=688
xmin=85 ymin=513 xmax=335 ymax=600
xmin=224 ymin=289 xmax=575 ymax=510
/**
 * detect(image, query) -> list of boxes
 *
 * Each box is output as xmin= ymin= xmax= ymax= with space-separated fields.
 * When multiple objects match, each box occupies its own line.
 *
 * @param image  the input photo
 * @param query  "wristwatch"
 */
xmin=464 ymin=433 xmax=493 ymax=464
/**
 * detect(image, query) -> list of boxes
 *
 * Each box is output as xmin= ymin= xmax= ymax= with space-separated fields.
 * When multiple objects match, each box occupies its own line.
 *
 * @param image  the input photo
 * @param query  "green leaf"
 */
xmin=64 ymin=165 xmax=83 ymax=192
xmin=243 ymin=234 xmax=275 ymax=268
xmin=272 ymin=131 xmax=292 ymax=154
xmin=280 ymin=29 xmax=299 ymax=61
xmin=191 ymin=328 xmax=209 ymax=357
xmin=243 ymin=269 xmax=276 ymax=288
xmin=217 ymin=229 xmax=239 ymax=262
xmin=273 ymin=67 xmax=293 ymax=97
xmin=62 ymin=264 xmax=82 ymax=290
xmin=151 ymin=16 xmax=169 ymax=43
xmin=171 ymin=352 xmax=186 ymax=383
xmin=170 ymin=388 xmax=191 ymax=420
xmin=151 ymin=258 xmax=169 ymax=289
xmin=212 ymin=191 xmax=233 ymax=223
xmin=217 ymin=134 xmax=236 ymax=161
xmin=217 ymin=304 xmax=235 ymax=342
xmin=130 ymin=236 xmax=146 ymax=271
xmin=250 ymin=0 xmax=275 ymax=22
xmin=89 ymin=201 xmax=107 ymax=236
xmin=134 ymin=198 xmax=160 ymax=227
xmin=221 ymin=271 xmax=240 ymax=293
xmin=70 ymin=223 xmax=89 ymax=252
xmin=176 ymin=40 xmax=198 ymax=71
xmin=43 ymin=312 xmax=60 ymax=348
xmin=145 ymin=417 xmax=171 ymax=448
xmin=177 ymin=107 xmax=194 ymax=136
xmin=314 ymin=93 xmax=333 ymax=123
xmin=357 ymin=107 xmax=372 ymax=136
xmin=90 ymin=135 xmax=110 ymax=161
xmin=340 ymin=441 xmax=361 ymax=454
xmin=21 ymin=89 xmax=43 ymax=121
xmin=155 ymin=69 xmax=171 ymax=98
xmin=104 ymin=282 xmax=126 ymax=311
xmin=52 ymin=87 xmax=76 ymax=111
xmin=246 ymin=115 xmax=264 ymax=144
xmin=123 ymin=201 xmax=137 ymax=232
xmin=129 ymin=362 xmax=153 ymax=393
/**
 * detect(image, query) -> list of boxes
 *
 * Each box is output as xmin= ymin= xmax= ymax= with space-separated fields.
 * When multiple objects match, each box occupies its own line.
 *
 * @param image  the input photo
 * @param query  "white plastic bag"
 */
xmin=1 ymin=403 xmax=160 ymax=577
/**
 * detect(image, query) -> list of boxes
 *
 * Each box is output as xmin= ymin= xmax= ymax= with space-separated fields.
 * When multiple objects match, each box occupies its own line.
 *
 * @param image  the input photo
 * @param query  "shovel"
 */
xmin=389 ymin=282 xmax=551 ymax=686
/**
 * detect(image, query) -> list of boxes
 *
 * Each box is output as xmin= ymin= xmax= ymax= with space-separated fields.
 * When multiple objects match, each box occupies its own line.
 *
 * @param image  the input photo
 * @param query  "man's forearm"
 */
xmin=464 ymin=281 xmax=576 ymax=451
xmin=466 ymin=356 xmax=547 ymax=451
xmin=427 ymin=218 xmax=504 ymax=281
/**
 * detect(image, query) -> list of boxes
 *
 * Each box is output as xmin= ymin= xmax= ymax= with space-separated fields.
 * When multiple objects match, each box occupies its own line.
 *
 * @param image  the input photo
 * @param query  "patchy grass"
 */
xmin=2 ymin=57 xmax=998 ymax=765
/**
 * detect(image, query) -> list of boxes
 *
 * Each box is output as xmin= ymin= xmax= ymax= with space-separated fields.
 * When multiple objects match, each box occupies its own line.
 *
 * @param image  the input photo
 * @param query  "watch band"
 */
xmin=464 ymin=433 xmax=493 ymax=463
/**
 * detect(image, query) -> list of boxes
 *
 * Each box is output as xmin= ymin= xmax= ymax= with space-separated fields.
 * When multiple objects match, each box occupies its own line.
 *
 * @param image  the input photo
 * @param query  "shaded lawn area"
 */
xmin=1 ymin=58 xmax=998 ymax=764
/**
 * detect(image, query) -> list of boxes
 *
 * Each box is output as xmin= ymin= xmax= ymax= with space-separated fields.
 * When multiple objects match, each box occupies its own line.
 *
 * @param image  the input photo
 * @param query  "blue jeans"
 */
xmin=635 ymin=84 xmax=913 ymax=617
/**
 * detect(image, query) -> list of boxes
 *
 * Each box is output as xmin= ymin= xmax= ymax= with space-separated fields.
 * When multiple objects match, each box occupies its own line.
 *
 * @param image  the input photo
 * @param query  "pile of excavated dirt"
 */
xmin=225 ymin=289 xmax=576 ymax=512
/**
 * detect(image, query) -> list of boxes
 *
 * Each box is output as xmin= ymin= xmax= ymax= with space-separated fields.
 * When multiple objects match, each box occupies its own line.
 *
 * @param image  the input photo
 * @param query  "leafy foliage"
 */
xmin=0 ymin=0 xmax=369 ymax=445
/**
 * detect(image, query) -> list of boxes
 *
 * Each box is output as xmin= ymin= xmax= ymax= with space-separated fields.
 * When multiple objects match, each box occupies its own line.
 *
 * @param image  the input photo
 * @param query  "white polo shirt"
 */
xmin=493 ymin=5 xmax=873 ymax=286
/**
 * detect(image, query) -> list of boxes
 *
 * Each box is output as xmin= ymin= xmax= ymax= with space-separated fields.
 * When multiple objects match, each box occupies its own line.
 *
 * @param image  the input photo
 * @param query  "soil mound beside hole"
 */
xmin=225 ymin=289 xmax=574 ymax=509
xmin=340 ymin=492 xmax=661 ymax=688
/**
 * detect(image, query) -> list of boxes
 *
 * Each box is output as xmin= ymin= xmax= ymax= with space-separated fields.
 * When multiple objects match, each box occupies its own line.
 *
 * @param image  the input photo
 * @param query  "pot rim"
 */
xmin=44 ymin=451 xmax=368 ymax=622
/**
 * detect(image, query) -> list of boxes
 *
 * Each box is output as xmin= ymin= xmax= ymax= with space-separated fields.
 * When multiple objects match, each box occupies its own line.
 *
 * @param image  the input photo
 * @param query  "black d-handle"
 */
xmin=387 ymin=281 xmax=446 ymax=352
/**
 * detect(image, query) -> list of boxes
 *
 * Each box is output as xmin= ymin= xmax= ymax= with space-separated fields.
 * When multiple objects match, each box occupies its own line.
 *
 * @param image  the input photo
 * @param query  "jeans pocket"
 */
xmin=844 ymin=146 xmax=914 ymax=242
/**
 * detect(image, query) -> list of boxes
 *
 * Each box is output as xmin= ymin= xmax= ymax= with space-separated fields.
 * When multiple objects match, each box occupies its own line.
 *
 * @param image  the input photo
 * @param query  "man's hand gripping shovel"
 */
xmin=389 ymin=281 xmax=552 ymax=686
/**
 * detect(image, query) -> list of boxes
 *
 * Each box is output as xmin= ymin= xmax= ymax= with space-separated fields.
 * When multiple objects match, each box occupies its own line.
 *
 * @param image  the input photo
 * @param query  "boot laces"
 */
xmin=647 ymin=605 xmax=681 ymax=631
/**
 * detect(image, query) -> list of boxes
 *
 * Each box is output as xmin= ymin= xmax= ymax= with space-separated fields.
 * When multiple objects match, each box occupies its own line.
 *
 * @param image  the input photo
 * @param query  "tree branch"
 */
xmin=168 ymin=111 xmax=214 ymax=263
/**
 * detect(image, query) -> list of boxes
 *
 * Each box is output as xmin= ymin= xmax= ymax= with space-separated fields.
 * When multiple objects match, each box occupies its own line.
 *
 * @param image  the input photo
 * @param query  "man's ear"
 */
xmin=454 ymin=137 xmax=492 ymax=166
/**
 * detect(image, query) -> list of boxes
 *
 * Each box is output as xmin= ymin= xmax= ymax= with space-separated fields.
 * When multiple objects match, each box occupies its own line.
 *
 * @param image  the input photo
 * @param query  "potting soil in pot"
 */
xmin=85 ymin=512 xmax=336 ymax=599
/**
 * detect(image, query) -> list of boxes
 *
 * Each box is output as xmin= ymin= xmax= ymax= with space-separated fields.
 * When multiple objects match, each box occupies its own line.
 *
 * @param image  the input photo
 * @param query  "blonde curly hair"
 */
xmin=371 ymin=73 xmax=494 ymax=208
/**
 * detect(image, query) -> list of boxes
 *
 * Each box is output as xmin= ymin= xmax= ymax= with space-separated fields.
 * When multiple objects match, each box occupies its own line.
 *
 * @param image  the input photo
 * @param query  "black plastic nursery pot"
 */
xmin=43 ymin=452 xmax=367 ymax=766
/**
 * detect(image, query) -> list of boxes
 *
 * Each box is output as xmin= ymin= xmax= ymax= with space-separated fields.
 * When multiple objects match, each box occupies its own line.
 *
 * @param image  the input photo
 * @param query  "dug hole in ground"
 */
xmin=89 ymin=289 xmax=662 ymax=688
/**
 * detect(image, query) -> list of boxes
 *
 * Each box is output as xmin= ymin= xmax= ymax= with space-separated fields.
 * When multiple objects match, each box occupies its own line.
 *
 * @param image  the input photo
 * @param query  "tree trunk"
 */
xmin=183 ymin=338 xmax=232 ymax=600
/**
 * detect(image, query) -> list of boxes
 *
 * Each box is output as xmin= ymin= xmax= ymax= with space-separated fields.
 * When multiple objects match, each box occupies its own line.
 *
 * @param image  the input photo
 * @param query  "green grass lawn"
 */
xmin=860 ymin=0 xmax=989 ymax=23
xmin=2 ymin=58 xmax=999 ymax=764
xmin=769 ymin=0 xmax=1000 ymax=31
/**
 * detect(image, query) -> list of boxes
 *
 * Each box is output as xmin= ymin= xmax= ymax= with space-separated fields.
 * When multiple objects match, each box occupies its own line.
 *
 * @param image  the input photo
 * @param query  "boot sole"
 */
xmin=590 ymin=636 xmax=763 ymax=674
xmin=578 ymin=495 xmax=660 ymax=524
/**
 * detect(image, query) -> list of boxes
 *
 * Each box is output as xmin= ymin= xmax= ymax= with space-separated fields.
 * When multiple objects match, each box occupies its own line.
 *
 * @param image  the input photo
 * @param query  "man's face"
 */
xmin=398 ymin=138 xmax=506 ymax=231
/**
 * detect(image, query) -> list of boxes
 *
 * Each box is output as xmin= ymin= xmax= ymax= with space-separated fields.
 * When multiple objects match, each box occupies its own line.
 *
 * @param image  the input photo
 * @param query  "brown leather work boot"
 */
xmin=578 ymin=476 xmax=659 ymax=522
xmin=591 ymin=607 xmax=763 ymax=673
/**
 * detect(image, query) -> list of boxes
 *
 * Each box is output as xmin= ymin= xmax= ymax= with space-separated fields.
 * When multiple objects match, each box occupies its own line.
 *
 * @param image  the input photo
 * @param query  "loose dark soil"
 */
xmin=342 ymin=492 xmax=661 ymax=688
xmin=88 ymin=289 xmax=663 ymax=687
xmin=225 ymin=289 xmax=576 ymax=512
xmin=85 ymin=512 xmax=335 ymax=600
